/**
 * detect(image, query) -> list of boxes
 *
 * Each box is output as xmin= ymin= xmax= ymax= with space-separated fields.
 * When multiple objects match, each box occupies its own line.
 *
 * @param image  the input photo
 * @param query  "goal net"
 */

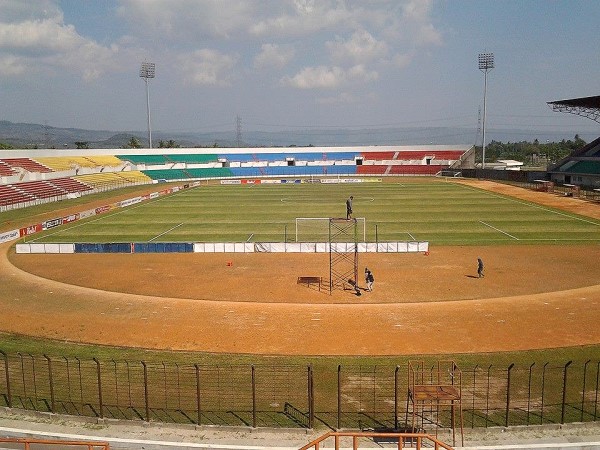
xmin=295 ymin=217 xmax=366 ymax=242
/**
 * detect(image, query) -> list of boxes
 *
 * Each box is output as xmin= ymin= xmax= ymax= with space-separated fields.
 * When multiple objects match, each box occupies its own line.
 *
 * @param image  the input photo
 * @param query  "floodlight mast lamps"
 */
xmin=139 ymin=62 xmax=155 ymax=149
xmin=478 ymin=52 xmax=494 ymax=169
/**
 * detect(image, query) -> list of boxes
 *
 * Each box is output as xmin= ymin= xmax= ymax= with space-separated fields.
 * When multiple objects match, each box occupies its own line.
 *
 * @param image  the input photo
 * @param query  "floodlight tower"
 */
xmin=139 ymin=62 xmax=155 ymax=149
xmin=478 ymin=52 xmax=494 ymax=169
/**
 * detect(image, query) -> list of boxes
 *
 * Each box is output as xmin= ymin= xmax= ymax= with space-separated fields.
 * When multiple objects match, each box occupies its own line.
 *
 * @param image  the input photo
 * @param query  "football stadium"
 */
xmin=1 ymin=135 xmax=600 ymax=449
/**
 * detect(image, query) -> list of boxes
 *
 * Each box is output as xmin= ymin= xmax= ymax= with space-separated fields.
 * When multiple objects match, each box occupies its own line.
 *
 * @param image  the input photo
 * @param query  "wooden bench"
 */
xmin=297 ymin=276 xmax=322 ymax=291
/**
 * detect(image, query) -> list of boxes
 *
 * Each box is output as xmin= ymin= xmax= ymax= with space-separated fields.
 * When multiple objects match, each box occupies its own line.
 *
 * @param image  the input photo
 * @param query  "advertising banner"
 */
xmin=0 ymin=229 xmax=19 ymax=244
xmin=62 ymin=213 xmax=79 ymax=223
xmin=20 ymin=223 xmax=42 ymax=237
xmin=42 ymin=218 xmax=62 ymax=230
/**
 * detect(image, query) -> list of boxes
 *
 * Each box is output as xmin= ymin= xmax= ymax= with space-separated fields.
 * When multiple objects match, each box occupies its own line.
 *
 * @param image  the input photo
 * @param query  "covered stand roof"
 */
xmin=547 ymin=95 xmax=600 ymax=123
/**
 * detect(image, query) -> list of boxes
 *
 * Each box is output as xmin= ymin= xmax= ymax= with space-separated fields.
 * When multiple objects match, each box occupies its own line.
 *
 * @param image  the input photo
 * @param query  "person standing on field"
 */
xmin=477 ymin=258 xmax=484 ymax=278
xmin=365 ymin=267 xmax=374 ymax=292
xmin=346 ymin=195 xmax=353 ymax=219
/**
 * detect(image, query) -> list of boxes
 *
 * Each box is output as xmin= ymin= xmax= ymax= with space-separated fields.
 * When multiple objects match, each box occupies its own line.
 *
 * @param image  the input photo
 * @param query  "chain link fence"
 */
xmin=0 ymin=352 xmax=598 ymax=431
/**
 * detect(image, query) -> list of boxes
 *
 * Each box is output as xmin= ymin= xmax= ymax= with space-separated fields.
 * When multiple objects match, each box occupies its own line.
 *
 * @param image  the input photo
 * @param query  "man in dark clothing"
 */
xmin=365 ymin=267 xmax=374 ymax=292
xmin=346 ymin=195 xmax=353 ymax=219
xmin=477 ymin=258 xmax=484 ymax=278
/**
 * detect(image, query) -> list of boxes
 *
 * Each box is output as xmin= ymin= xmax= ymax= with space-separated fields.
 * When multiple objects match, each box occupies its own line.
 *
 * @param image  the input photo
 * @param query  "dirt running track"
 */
xmin=1 ymin=180 xmax=600 ymax=356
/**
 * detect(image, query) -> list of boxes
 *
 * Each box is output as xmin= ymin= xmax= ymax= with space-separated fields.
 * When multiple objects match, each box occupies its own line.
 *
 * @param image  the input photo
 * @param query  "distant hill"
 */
xmin=0 ymin=120 xmax=597 ymax=149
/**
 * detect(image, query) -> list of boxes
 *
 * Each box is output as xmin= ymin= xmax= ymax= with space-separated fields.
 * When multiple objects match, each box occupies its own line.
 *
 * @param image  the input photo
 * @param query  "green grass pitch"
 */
xmin=23 ymin=179 xmax=600 ymax=245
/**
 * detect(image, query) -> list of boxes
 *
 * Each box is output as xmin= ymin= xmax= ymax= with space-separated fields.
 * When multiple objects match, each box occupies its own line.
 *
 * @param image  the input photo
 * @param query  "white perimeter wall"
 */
xmin=16 ymin=241 xmax=429 ymax=254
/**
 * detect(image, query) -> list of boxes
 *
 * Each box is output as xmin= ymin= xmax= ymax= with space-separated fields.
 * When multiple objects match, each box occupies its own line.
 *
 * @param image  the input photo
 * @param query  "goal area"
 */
xmin=295 ymin=217 xmax=366 ymax=242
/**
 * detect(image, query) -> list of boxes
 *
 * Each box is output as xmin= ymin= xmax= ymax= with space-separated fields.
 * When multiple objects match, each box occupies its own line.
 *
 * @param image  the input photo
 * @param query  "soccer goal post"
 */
xmin=295 ymin=217 xmax=366 ymax=242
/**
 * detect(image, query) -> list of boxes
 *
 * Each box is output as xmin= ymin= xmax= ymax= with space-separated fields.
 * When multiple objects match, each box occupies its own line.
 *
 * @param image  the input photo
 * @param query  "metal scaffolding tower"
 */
xmin=328 ymin=218 xmax=359 ymax=294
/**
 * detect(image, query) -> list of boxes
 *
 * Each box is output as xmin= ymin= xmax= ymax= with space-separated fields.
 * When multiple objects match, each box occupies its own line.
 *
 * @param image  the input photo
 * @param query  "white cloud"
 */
xmin=281 ymin=66 xmax=345 ymax=89
xmin=397 ymin=0 xmax=443 ymax=46
xmin=281 ymin=63 xmax=377 ymax=89
xmin=347 ymin=64 xmax=378 ymax=82
xmin=117 ymin=0 xmax=255 ymax=40
xmin=250 ymin=1 xmax=352 ymax=37
xmin=392 ymin=52 xmax=413 ymax=69
xmin=0 ymin=1 xmax=119 ymax=81
xmin=254 ymin=43 xmax=294 ymax=70
xmin=327 ymin=30 xmax=388 ymax=65
xmin=0 ymin=55 xmax=26 ymax=76
xmin=178 ymin=49 xmax=238 ymax=86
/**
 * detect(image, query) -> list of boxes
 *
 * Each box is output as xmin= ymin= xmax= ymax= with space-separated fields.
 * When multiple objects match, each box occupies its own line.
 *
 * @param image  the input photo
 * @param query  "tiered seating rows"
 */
xmin=35 ymin=156 xmax=124 ymax=171
xmin=0 ymin=185 xmax=31 ymax=206
xmin=121 ymin=152 xmax=365 ymax=164
xmin=0 ymin=161 xmax=14 ymax=176
xmin=1 ymin=151 xmax=464 ymax=176
xmin=0 ymin=155 xmax=125 ymax=174
xmin=0 ymin=172 xmax=151 ymax=208
xmin=0 ymin=157 xmax=52 ymax=173
xmin=75 ymin=171 xmax=152 ymax=189
xmin=356 ymin=165 xmax=444 ymax=175
xmin=141 ymin=164 xmax=447 ymax=181
xmin=0 ymin=178 xmax=93 ymax=207
xmin=119 ymin=154 xmax=219 ymax=164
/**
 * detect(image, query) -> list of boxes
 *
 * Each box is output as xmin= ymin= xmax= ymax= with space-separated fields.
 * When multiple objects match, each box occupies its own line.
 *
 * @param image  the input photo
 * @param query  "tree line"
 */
xmin=481 ymin=135 xmax=587 ymax=167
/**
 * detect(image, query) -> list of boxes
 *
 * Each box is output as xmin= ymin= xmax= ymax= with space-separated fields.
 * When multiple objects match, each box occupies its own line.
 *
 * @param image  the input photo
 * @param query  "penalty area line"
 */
xmin=479 ymin=221 xmax=519 ymax=240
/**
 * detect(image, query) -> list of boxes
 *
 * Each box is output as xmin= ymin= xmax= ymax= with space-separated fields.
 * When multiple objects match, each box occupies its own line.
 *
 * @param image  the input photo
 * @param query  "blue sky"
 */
xmin=1 ymin=0 xmax=599 ymax=140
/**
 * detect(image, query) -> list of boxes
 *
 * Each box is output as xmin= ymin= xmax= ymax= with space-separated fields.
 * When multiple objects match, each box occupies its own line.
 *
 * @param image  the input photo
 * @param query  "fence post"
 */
xmin=337 ymin=365 xmax=341 ymax=430
xmin=195 ymin=364 xmax=201 ymax=426
xmin=581 ymin=360 xmax=591 ymax=422
xmin=594 ymin=361 xmax=599 ymax=421
xmin=540 ymin=362 xmax=548 ymax=424
xmin=505 ymin=363 xmax=514 ymax=427
xmin=394 ymin=365 xmax=399 ymax=430
xmin=141 ymin=361 xmax=150 ymax=422
xmin=485 ymin=365 xmax=492 ymax=428
xmin=93 ymin=358 xmax=103 ymax=419
xmin=251 ymin=365 xmax=256 ymax=428
xmin=30 ymin=353 xmax=38 ymax=401
xmin=64 ymin=356 xmax=71 ymax=404
xmin=44 ymin=355 xmax=55 ymax=413
xmin=527 ymin=363 xmax=535 ymax=425
xmin=561 ymin=361 xmax=573 ymax=424
xmin=0 ymin=350 xmax=11 ymax=408
xmin=471 ymin=365 xmax=478 ymax=428
xmin=308 ymin=365 xmax=314 ymax=429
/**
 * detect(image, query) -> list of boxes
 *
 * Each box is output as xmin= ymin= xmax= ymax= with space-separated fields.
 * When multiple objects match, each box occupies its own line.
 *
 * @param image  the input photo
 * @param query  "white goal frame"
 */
xmin=295 ymin=217 xmax=366 ymax=242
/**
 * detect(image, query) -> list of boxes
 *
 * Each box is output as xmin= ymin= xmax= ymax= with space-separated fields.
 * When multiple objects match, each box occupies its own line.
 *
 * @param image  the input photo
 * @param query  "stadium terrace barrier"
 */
xmin=15 ymin=241 xmax=429 ymax=254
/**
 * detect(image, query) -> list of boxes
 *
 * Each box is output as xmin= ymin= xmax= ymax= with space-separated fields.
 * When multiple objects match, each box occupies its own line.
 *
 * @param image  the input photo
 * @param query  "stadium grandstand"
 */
xmin=0 ymin=145 xmax=473 ymax=211
xmin=547 ymin=95 xmax=600 ymax=189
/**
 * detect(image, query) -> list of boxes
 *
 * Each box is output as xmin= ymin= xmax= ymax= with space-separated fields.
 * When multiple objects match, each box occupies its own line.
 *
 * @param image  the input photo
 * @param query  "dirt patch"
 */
xmin=1 ymin=179 xmax=599 ymax=355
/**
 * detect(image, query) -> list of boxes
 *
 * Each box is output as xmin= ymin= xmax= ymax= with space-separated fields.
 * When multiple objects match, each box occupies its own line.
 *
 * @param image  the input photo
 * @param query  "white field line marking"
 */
xmin=407 ymin=231 xmax=416 ymax=240
xmin=479 ymin=221 xmax=519 ymax=240
xmin=148 ymin=223 xmax=184 ymax=242
xmin=427 ymin=237 xmax=600 ymax=244
xmin=246 ymin=233 xmax=254 ymax=242
xmin=26 ymin=189 xmax=188 ymax=243
xmin=457 ymin=183 xmax=600 ymax=226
